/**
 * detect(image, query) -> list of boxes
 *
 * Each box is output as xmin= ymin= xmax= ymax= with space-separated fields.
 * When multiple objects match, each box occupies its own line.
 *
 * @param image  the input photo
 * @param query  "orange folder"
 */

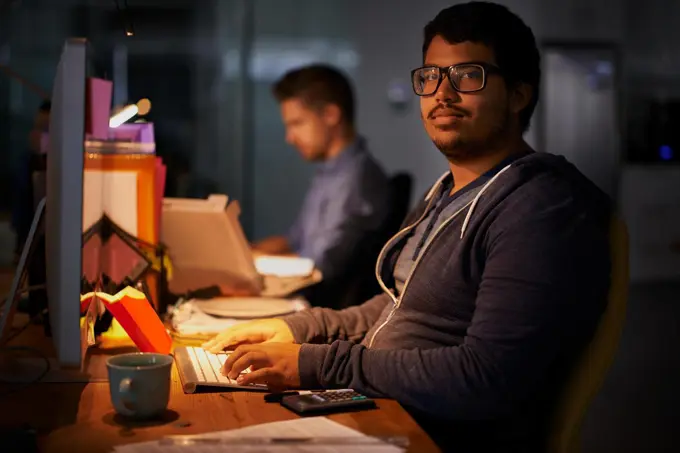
xmin=84 ymin=153 xmax=158 ymax=245
xmin=80 ymin=287 xmax=171 ymax=354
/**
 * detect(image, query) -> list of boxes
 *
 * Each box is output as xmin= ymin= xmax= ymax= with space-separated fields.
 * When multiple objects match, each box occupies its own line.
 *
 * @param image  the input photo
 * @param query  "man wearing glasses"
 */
xmin=205 ymin=2 xmax=612 ymax=451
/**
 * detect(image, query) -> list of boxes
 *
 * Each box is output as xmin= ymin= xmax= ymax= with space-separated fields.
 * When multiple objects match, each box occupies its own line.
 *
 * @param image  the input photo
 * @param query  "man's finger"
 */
xmin=203 ymin=339 xmax=223 ymax=353
xmin=222 ymin=345 xmax=248 ymax=374
xmin=204 ymin=331 xmax=254 ymax=353
xmin=227 ymin=351 xmax=267 ymax=380
xmin=202 ymin=332 xmax=231 ymax=350
xmin=222 ymin=345 xmax=258 ymax=376
xmin=236 ymin=367 xmax=280 ymax=387
xmin=208 ymin=337 xmax=242 ymax=353
xmin=201 ymin=337 xmax=218 ymax=349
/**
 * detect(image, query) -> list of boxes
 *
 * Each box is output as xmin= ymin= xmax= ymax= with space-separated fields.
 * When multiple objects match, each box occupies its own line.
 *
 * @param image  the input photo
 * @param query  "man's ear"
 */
xmin=509 ymin=82 xmax=532 ymax=115
xmin=321 ymin=103 xmax=342 ymax=127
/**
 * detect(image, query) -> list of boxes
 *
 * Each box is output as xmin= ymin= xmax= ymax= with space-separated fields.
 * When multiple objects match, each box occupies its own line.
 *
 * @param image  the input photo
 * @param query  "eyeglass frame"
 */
xmin=410 ymin=61 xmax=504 ymax=96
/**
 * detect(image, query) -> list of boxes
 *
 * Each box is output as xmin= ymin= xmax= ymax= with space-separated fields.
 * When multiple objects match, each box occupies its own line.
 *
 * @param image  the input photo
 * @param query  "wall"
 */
xmin=620 ymin=166 xmax=680 ymax=281
xmin=0 ymin=0 xmax=76 ymax=209
xmin=228 ymin=0 xmax=630 ymax=239
xmin=349 ymin=0 xmax=626 ymax=204
xmin=619 ymin=0 xmax=680 ymax=282
xmin=247 ymin=0 xmax=357 ymax=239
xmin=542 ymin=48 xmax=619 ymax=198
xmin=7 ymin=0 xmax=680 ymax=282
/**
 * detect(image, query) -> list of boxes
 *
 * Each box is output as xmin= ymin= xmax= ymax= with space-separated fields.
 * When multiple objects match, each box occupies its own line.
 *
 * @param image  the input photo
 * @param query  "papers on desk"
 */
xmin=254 ymin=255 xmax=315 ymax=278
xmin=112 ymin=417 xmax=405 ymax=452
xmin=169 ymin=298 xmax=308 ymax=336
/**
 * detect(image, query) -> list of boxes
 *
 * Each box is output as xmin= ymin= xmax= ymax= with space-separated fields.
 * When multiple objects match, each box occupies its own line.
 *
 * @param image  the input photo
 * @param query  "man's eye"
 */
xmin=460 ymin=70 xmax=483 ymax=79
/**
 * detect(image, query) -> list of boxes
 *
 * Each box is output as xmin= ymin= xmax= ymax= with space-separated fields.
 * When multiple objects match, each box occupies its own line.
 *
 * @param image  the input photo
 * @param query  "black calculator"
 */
xmin=280 ymin=389 xmax=377 ymax=415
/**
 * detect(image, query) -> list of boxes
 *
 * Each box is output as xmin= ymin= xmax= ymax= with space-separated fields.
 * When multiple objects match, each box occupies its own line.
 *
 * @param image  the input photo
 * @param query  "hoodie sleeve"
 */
xmin=295 ymin=197 xmax=610 ymax=418
xmin=281 ymin=293 xmax=391 ymax=345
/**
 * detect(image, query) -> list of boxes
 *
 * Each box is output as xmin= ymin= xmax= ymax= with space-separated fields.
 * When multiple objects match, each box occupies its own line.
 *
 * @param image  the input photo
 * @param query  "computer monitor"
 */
xmin=45 ymin=38 xmax=87 ymax=368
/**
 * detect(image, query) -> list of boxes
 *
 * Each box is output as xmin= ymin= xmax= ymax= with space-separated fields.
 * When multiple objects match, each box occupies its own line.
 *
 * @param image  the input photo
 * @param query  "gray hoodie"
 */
xmin=282 ymin=152 xmax=612 ymax=452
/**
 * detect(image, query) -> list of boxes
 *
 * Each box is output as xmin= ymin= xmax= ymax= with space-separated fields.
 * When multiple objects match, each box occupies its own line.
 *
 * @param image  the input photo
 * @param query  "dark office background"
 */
xmin=1 ymin=0 xmax=679 ymax=450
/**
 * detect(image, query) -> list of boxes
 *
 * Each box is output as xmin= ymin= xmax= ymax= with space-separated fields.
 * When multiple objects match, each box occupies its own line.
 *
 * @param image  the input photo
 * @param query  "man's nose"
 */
xmin=435 ymin=74 xmax=461 ymax=104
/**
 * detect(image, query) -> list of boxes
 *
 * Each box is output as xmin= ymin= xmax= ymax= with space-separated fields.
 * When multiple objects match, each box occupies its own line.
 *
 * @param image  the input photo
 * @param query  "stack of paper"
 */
xmin=169 ymin=298 xmax=308 ymax=336
xmin=112 ymin=417 xmax=406 ymax=452
xmin=169 ymin=300 xmax=244 ymax=336
xmin=254 ymin=255 xmax=315 ymax=278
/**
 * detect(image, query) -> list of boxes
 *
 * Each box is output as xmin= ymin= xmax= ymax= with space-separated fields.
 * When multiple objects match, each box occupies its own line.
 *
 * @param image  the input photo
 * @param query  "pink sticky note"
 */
xmin=86 ymin=78 xmax=113 ymax=140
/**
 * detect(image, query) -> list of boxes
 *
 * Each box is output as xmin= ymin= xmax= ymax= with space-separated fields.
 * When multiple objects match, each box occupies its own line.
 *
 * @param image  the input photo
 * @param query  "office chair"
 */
xmin=384 ymin=173 xmax=413 ymax=237
xmin=304 ymin=172 xmax=413 ymax=309
xmin=546 ymin=213 xmax=629 ymax=453
xmin=334 ymin=172 xmax=413 ymax=309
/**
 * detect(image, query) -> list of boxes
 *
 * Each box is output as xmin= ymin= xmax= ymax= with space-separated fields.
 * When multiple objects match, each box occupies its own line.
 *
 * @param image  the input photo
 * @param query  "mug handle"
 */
xmin=119 ymin=377 xmax=137 ymax=414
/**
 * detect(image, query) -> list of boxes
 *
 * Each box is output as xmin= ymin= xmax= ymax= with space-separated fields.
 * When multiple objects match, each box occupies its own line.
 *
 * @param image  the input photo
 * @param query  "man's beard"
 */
xmin=432 ymin=108 xmax=511 ymax=162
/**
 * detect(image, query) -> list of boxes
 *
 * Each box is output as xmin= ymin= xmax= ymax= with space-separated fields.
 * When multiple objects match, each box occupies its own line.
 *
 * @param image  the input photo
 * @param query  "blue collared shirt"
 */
xmin=288 ymin=137 xmax=390 ymax=280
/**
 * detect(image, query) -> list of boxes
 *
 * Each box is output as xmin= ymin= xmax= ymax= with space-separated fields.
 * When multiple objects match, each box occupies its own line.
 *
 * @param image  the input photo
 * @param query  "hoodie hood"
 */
xmin=423 ymin=151 xmax=609 ymax=238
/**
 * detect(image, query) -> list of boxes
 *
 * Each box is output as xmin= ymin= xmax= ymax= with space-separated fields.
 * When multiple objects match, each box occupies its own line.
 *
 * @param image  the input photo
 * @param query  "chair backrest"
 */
xmin=326 ymin=172 xmax=413 ymax=309
xmin=353 ymin=172 xmax=413 ymax=298
xmin=546 ymin=213 xmax=629 ymax=453
xmin=384 ymin=172 xmax=413 ymax=238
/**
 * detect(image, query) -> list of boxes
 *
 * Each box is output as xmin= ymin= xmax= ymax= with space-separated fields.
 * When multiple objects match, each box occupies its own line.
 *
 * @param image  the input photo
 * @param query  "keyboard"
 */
xmin=174 ymin=346 xmax=268 ymax=394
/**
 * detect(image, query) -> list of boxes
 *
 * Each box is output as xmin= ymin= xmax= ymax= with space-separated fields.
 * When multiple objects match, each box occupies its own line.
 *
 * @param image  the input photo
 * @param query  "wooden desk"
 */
xmin=0 ymin=321 xmax=439 ymax=453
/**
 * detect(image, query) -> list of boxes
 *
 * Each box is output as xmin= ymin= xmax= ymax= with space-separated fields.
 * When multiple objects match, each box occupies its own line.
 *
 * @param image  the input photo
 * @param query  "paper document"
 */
xmin=254 ymin=255 xmax=315 ymax=278
xmin=170 ymin=298 xmax=308 ymax=336
xmin=162 ymin=194 xmax=228 ymax=213
xmin=112 ymin=417 xmax=405 ymax=452
xmin=82 ymin=170 xmax=138 ymax=236
xmin=169 ymin=300 xmax=245 ymax=336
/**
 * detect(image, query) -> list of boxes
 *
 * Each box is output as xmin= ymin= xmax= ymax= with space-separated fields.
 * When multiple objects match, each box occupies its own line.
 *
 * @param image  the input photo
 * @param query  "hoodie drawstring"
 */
xmin=460 ymin=163 xmax=513 ymax=238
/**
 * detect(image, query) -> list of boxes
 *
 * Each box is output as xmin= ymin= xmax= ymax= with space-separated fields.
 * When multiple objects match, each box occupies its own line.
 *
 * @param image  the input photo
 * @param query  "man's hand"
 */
xmin=201 ymin=319 xmax=295 ymax=353
xmin=222 ymin=343 xmax=302 ymax=392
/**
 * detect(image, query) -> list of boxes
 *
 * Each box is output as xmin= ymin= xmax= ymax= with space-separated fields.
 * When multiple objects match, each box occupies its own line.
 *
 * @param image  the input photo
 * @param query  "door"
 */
xmin=540 ymin=45 xmax=620 ymax=198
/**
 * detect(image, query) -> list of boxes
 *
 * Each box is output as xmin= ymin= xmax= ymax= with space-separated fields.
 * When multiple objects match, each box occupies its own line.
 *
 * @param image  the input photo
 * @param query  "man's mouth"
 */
xmin=432 ymin=110 xmax=465 ymax=119
xmin=431 ymin=114 xmax=464 ymax=126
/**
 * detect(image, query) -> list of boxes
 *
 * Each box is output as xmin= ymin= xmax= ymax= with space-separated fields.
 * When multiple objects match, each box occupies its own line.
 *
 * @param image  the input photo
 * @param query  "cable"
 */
xmin=2 ymin=308 xmax=47 ymax=346
xmin=0 ymin=64 xmax=51 ymax=100
xmin=0 ymin=305 xmax=50 ymax=399
xmin=0 ymin=283 xmax=46 ymax=313
xmin=0 ymin=283 xmax=49 ymax=398
xmin=0 ymin=345 xmax=51 ymax=399
xmin=114 ymin=0 xmax=135 ymax=36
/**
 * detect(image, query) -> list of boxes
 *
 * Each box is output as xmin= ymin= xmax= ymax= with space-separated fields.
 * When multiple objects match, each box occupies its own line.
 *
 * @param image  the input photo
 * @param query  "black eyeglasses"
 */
xmin=410 ymin=62 xmax=503 ymax=96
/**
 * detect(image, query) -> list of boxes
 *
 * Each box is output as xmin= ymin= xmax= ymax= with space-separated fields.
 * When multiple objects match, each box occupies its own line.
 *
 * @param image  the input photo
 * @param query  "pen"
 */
xmin=263 ymin=389 xmax=323 ymax=403
xmin=159 ymin=435 xmax=409 ymax=447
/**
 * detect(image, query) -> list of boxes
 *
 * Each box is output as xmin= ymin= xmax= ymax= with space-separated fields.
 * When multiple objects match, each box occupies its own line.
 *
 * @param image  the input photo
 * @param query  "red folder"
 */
xmin=80 ymin=287 xmax=172 ymax=354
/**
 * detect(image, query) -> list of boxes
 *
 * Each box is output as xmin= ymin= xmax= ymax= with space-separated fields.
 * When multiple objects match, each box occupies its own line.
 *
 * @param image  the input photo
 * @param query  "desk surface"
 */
xmin=0 ymin=319 xmax=439 ymax=453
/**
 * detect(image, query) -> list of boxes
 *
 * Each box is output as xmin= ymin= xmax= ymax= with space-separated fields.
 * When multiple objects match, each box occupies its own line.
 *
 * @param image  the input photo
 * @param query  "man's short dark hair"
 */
xmin=39 ymin=100 xmax=51 ymax=112
xmin=422 ymin=1 xmax=540 ymax=132
xmin=272 ymin=64 xmax=355 ymax=125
